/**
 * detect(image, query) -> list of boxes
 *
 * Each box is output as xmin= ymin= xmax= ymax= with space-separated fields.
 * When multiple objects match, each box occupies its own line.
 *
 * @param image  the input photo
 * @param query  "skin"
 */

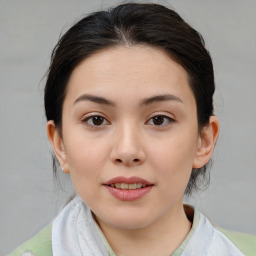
xmin=47 ymin=45 xmax=219 ymax=256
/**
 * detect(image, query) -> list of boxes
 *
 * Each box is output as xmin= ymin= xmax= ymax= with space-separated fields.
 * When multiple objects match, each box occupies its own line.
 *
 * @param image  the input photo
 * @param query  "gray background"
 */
xmin=1 ymin=0 xmax=255 ymax=254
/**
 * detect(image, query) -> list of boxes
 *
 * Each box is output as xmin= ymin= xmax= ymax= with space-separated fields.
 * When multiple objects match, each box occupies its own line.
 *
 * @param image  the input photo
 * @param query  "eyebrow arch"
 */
xmin=74 ymin=94 xmax=115 ymax=107
xmin=140 ymin=94 xmax=183 ymax=106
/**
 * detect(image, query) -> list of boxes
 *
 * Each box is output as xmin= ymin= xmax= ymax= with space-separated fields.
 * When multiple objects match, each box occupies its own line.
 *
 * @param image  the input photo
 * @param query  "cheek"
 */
xmin=65 ymin=135 xmax=109 ymax=182
xmin=150 ymin=132 xmax=198 ymax=190
xmin=65 ymin=140 xmax=109 ymax=203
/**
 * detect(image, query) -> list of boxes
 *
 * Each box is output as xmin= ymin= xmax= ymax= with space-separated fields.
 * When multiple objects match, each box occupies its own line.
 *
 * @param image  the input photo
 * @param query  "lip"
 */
xmin=104 ymin=176 xmax=154 ymax=201
xmin=104 ymin=176 xmax=153 ymax=186
xmin=105 ymin=186 xmax=153 ymax=201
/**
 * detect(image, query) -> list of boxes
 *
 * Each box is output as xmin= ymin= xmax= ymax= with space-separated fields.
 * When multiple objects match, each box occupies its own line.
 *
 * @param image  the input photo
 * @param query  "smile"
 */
xmin=104 ymin=176 xmax=153 ymax=201
xmin=109 ymin=183 xmax=147 ymax=189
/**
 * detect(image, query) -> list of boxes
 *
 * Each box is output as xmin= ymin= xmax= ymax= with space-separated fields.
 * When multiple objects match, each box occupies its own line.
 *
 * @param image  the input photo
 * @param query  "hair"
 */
xmin=44 ymin=2 xmax=215 ymax=195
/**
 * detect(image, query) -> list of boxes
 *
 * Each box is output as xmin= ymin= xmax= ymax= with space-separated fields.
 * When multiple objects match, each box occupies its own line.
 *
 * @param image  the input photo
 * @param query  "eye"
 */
xmin=83 ymin=115 xmax=109 ymax=127
xmin=147 ymin=115 xmax=173 ymax=126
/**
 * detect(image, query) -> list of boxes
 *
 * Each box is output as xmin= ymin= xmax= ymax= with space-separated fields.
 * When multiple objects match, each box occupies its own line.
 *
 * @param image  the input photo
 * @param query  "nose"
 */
xmin=110 ymin=123 xmax=146 ymax=167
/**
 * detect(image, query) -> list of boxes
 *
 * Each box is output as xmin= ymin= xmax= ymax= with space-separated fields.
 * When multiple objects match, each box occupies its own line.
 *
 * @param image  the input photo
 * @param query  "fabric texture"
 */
xmin=218 ymin=227 xmax=256 ymax=256
xmin=52 ymin=196 xmax=109 ymax=256
xmin=9 ymin=196 xmax=256 ymax=256
xmin=9 ymin=224 xmax=52 ymax=256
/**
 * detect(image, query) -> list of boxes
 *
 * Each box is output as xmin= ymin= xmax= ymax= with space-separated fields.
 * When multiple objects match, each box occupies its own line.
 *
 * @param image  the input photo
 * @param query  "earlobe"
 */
xmin=46 ymin=121 xmax=70 ymax=173
xmin=193 ymin=116 xmax=219 ymax=169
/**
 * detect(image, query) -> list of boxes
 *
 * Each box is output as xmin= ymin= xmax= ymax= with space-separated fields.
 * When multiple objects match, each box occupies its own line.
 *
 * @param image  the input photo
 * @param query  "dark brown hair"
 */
xmin=44 ymin=3 xmax=215 ymax=195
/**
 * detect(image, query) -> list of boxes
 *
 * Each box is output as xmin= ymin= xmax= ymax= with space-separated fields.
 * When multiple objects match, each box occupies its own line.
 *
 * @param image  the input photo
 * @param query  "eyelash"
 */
xmin=82 ymin=115 xmax=110 ymax=127
xmin=82 ymin=114 xmax=174 ymax=128
xmin=146 ymin=115 xmax=174 ymax=126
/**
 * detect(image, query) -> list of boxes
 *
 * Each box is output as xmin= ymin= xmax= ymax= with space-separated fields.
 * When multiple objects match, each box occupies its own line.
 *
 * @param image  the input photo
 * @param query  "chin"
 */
xmin=97 ymin=211 xmax=156 ymax=230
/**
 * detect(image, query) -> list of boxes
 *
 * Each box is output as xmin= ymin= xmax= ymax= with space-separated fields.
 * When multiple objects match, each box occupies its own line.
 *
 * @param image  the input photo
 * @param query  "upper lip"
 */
xmin=104 ymin=176 xmax=153 ymax=185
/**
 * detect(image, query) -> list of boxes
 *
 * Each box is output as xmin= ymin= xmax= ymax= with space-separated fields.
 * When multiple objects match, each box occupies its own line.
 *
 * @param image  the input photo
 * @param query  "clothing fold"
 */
xmin=52 ymin=196 xmax=109 ymax=256
xmin=52 ymin=196 xmax=244 ymax=256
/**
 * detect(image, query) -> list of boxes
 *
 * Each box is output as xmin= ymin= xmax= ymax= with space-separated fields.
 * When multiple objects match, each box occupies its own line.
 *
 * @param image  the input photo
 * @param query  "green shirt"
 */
xmin=9 ymin=208 xmax=256 ymax=256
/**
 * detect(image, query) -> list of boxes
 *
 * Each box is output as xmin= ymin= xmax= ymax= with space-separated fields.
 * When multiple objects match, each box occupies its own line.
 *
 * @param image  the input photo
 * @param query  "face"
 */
xmin=48 ymin=46 xmax=215 ymax=231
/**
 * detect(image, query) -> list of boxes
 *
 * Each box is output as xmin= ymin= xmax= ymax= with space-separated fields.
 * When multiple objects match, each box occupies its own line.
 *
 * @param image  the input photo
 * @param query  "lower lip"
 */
xmin=105 ymin=185 xmax=153 ymax=201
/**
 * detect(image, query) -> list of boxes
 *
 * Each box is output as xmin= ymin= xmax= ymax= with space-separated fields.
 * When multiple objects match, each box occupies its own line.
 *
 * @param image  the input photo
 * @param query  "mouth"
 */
xmin=108 ymin=183 xmax=148 ymax=190
xmin=104 ymin=176 xmax=154 ymax=201
xmin=104 ymin=176 xmax=153 ymax=188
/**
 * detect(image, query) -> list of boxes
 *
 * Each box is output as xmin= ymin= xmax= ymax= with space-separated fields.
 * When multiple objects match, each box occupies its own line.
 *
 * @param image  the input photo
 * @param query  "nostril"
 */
xmin=113 ymin=158 xmax=142 ymax=165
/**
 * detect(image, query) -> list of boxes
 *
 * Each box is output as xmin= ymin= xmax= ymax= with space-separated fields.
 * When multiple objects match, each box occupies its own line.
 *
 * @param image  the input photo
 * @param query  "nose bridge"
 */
xmin=119 ymin=120 xmax=138 ymax=147
xmin=111 ymin=119 xmax=145 ymax=166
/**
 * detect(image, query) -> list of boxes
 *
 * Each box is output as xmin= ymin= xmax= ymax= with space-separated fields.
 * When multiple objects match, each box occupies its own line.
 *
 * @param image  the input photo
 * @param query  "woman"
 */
xmin=10 ymin=3 xmax=255 ymax=256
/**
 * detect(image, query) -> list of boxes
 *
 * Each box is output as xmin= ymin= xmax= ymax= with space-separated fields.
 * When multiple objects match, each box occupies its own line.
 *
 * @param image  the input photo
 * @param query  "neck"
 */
xmin=96 ymin=200 xmax=192 ymax=256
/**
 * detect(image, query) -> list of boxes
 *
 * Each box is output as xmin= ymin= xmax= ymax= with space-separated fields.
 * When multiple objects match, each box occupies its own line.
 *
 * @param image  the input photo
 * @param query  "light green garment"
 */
xmin=9 ymin=225 xmax=52 ymax=256
xmin=9 ymin=211 xmax=256 ymax=256
xmin=218 ymin=227 xmax=256 ymax=256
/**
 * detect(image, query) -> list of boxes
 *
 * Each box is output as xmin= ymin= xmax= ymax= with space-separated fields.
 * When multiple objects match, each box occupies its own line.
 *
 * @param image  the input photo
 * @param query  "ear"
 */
xmin=193 ymin=116 xmax=219 ymax=169
xmin=46 ymin=120 xmax=70 ymax=173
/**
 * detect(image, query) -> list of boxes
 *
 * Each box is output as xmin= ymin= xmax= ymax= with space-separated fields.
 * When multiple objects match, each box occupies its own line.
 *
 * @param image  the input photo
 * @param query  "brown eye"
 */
xmin=147 ymin=115 xmax=173 ymax=126
xmin=84 ymin=115 xmax=109 ymax=126
xmin=153 ymin=116 xmax=165 ymax=125
xmin=92 ymin=116 xmax=104 ymax=125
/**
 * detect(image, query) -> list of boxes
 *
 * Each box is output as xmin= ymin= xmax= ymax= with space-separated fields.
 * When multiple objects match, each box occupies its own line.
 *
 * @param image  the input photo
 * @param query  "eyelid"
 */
xmin=81 ymin=113 xmax=110 ymax=127
xmin=146 ymin=112 xmax=175 ymax=121
xmin=145 ymin=113 xmax=176 ymax=126
xmin=81 ymin=111 xmax=109 ymax=120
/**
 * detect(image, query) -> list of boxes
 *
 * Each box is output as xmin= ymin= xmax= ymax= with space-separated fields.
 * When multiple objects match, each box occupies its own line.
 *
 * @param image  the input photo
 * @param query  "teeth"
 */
xmin=128 ymin=183 xmax=136 ymax=190
xmin=110 ymin=183 xmax=147 ymax=189
xmin=115 ymin=183 xmax=121 ymax=189
xmin=137 ymin=183 xmax=143 ymax=188
xmin=121 ymin=183 xmax=128 ymax=189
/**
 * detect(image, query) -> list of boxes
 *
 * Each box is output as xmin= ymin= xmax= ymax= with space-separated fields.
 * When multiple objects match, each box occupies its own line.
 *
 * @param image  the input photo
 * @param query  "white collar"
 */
xmin=52 ymin=196 xmax=109 ymax=256
xmin=52 ymin=196 xmax=243 ymax=256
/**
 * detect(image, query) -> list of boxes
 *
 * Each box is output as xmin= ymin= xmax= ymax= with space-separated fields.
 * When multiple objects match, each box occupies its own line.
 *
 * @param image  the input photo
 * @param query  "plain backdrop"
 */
xmin=1 ymin=0 xmax=256 ymax=254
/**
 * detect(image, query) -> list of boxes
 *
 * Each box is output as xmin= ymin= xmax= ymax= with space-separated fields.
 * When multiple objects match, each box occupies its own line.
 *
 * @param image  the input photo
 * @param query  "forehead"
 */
xmin=65 ymin=45 xmax=194 ymax=105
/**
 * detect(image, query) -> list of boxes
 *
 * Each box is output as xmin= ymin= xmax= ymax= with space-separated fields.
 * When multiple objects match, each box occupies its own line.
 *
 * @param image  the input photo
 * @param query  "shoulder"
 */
xmin=217 ymin=227 xmax=256 ymax=256
xmin=9 ymin=224 xmax=52 ymax=256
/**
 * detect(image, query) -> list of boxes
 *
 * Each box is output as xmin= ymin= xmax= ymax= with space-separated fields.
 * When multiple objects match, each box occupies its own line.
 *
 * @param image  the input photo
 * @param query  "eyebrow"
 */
xmin=140 ymin=94 xmax=183 ymax=106
xmin=74 ymin=94 xmax=115 ymax=107
xmin=73 ymin=93 xmax=182 ymax=107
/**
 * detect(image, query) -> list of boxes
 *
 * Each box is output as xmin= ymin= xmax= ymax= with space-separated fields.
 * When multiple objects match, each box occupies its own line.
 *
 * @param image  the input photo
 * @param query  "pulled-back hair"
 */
xmin=44 ymin=3 xmax=215 ymax=195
